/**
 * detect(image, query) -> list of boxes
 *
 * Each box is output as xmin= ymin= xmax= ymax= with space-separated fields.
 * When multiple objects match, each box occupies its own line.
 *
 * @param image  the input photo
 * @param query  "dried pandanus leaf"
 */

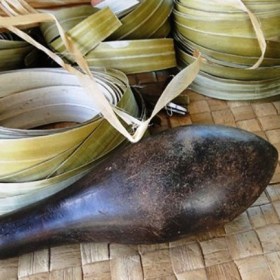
xmin=177 ymin=47 xmax=280 ymax=81
xmin=40 ymin=4 xmax=175 ymax=73
xmin=40 ymin=5 xmax=97 ymax=45
xmin=178 ymin=0 xmax=280 ymax=13
xmin=0 ymin=32 xmax=33 ymax=70
xmin=173 ymin=0 xmax=280 ymax=100
xmin=188 ymin=72 xmax=280 ymax=101
xmin=108 ymin=0 xmax=173 ymax=40
xmin=174 ymin=9 xmax=280 ymax=39
xmin=50 ymin=7 xmax=122 ymax=60
xmin=86 ymin=39 xmax=177 ymax=74
xmin=176 ymin=22 xmax=277 ymax=58
xmin=0 ymin=68 xmax=139 ymax=180
xmin=174 ymin=32 xmax=280 ymax=67
xmin=0 ymin=67 xmax=143 ymax=214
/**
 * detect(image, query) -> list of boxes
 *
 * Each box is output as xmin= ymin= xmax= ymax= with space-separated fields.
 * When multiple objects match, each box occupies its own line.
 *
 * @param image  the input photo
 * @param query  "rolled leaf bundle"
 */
xmin=173 ymin=0 xmax=280 ymax=100
xmin=174 ymin=32 xmax=280 ymax=67
xmin=189 ymin=72 xmax=280 ymax=101
xmin=40 ymin=2 xmax=176 ymax=74
xmin=0 ymin=67 xmax=142 ymax=214
xmin=108 ymin=0 xmax=173 ymax=40
xmin=86 ymin=39 xmax=177 ymax=74
xmin=177 ymin=48 xmax=280 ymax=81
xmin=174 ymin=6 xmax=280 ymax=39
xmin=175 ymin=16 xmax=279 ymax=58
xmin=178 ymin=0 xmax=280 ymax=14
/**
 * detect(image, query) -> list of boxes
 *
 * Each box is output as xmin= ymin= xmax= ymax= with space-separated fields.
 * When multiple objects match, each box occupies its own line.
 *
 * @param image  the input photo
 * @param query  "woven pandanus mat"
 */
xmin=0 ymin=91 xmax=280 ymax=280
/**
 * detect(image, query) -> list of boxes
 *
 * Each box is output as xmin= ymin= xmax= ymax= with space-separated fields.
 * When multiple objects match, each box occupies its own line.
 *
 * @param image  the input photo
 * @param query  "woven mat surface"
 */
xmin=1 ymin=91 xmax=280 ymax=280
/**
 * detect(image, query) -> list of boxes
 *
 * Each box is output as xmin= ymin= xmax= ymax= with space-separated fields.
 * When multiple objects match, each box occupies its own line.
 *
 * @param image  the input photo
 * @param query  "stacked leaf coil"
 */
xmin=0 ymin=68 xmax=142 ymax=215
xmin=173 ymin=0 xmax=280 ymax=100
xmin=0 ymin=32 xmax=33 ymax=70
xmin=40 ymin=0 xmax=176 ymax=74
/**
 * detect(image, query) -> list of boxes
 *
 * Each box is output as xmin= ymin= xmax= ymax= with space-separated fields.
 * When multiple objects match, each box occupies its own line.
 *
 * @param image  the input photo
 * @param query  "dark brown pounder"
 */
xmin=0 ymin=125 xmax=278 ymax=259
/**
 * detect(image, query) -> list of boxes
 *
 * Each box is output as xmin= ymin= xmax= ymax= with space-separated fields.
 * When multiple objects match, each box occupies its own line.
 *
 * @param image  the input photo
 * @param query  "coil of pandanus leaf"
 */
xmin=40 ymin=0 xmax=176 ymax=74
xmin=0 ymin=68 xmax=143 ymax=215
xmin=0 ymin=32 xmax=33 ymax=70
xmin=173 ymin=0 xmax=280 ymax=100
